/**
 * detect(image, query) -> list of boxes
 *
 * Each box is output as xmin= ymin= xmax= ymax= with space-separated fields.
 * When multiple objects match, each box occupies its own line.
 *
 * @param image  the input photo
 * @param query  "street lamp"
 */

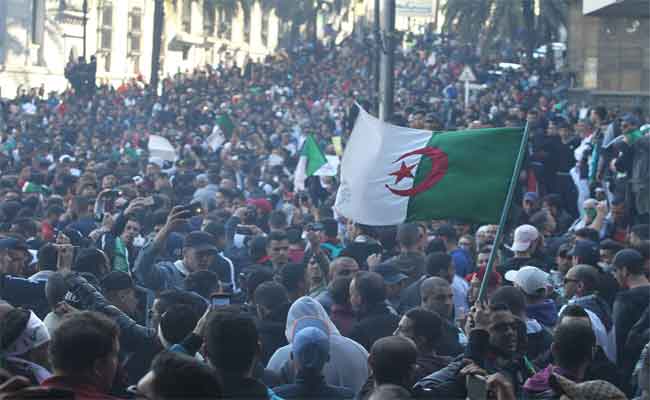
xmin=82 ymin=0 xmax=88 ymax=59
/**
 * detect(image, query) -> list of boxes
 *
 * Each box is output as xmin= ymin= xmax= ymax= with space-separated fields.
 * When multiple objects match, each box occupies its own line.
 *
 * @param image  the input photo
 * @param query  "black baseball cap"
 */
xmin=569 ymin=240 xmax=599 ymax=266
xmin=435 ymin=224 xmax=457 ymax=239
xmin=613 ymin=249 xmax=644 ymax=271
xmin=183 ymin=231 xmax=218 ymax=253
xmin=0 ymin=237 xmax=28 ymax=251
xmin=101 ymin=271 xmax=134 ymax=292
xmin=374 ymin=263 xmax=408 ymax=285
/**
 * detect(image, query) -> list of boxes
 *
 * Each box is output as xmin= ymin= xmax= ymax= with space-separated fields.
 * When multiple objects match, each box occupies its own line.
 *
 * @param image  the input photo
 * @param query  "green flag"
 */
xmin=216 ymin=114 xmax=235 ymax=137
xmin=304 ymin=134 xmax=327 ymax=175
xmin=294 ymin=134 xmax=328 ymax=191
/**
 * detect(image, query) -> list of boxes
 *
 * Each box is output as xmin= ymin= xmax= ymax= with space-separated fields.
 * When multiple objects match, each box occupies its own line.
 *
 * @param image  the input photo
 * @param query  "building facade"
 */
xmin=0 ymin=0 xmax=284 ymax=97
xmin=567 ymin=0 xmax=650 ymax=110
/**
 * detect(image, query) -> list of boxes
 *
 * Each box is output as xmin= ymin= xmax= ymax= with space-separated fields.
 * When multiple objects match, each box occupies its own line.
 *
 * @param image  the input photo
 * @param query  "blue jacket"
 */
xmin=133 ymin=240 xmax=237 ymax=293
xmin=133 ymin=241 xmax=188 ymax=292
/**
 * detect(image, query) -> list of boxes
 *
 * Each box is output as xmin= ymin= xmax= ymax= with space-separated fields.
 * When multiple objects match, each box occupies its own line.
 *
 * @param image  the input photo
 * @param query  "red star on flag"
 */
xmin=389 ymin=161 xmax=416 ymax=184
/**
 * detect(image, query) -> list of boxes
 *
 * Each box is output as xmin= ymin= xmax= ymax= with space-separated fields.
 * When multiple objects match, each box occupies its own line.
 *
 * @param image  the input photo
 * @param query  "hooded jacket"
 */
xmin=266 ymin=297 xmax=369 ymax=395
xmin=526 ymin=300 xmax=558 ymax=329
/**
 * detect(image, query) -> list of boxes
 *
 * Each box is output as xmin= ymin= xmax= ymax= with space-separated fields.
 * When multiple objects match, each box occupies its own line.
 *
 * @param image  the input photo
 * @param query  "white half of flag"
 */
xmin=334 ymin=106 xmax=431 ymax=225
xmin=314 ymin=155 xmax=340 ymax=177
xmin=148 ymin=135 xmax=177 ymax=162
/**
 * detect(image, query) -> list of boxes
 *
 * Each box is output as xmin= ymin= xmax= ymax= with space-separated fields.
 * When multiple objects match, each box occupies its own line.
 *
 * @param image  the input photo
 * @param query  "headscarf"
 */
xmin=285 ymin=296 xmax=340 ymax=342
xmin=3 ymin=311 xmax=50 ymax=356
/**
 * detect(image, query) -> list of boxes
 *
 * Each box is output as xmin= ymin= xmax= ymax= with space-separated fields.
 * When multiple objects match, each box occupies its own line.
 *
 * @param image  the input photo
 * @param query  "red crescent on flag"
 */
xmin=385 ymin=147 xmax=449 ymax=197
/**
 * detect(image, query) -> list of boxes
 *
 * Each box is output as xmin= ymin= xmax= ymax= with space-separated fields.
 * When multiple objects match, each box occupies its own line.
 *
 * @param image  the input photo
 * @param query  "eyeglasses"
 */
xmin=563 ymin=277 xmax=579 ymax=284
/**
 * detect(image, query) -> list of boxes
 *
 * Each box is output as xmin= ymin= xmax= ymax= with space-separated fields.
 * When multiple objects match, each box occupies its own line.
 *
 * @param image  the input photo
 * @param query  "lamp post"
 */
xmin=151 ymin=0 xmax=165 ymax=95
xmin=82 ymin=0 xmax=88 ymax=59
xmin=378 ymin=0 xmax=395 ymax=121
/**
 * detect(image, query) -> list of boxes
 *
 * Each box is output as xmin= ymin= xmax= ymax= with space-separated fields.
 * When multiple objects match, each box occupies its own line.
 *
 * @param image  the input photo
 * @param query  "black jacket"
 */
xmin=340 ymin=240 xmax=383 ymax=270
xmin=349 ymin=302 xmax=399 ymax=351
xmin=65 ymin=274 xmax=162 ymax=386
xmin=222 ymin=376 xmax=274 ymax=399
xmin=613 ymin=285 xmax=650 ymax=378
xmin=273 ymin=375 xmax=355 ymax=399
xmin=526 ymin=326 xmax=553 ymax=361
xmin=414 ymin=329 xmax=533 ymax=399
xmin=257 ymin=311 xmax=289 ymax=365
xmin=498 ymin=256 xmax=550 ymax=276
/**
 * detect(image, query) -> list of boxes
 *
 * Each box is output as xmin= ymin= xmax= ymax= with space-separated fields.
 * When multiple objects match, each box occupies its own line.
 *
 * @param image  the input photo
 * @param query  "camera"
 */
xmin=182 ymin=201 xmax=204 ymax=217
xmin=306 ymin=222 xmax=324 ymax=231
xmin=106 ymin=190 xmax=123 ymax=198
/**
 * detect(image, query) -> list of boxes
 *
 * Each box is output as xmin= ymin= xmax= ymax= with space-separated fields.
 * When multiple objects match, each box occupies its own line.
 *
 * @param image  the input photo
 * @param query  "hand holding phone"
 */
xmin=210 ymin=294 xmax=231 ymax=307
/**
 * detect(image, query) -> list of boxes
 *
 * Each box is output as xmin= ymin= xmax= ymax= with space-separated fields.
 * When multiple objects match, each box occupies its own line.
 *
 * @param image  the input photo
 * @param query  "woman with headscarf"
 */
xmin=266 ymin=296 xmax=369 ymax=395
xmin=0 ymin=307 xmax=52 ymax=385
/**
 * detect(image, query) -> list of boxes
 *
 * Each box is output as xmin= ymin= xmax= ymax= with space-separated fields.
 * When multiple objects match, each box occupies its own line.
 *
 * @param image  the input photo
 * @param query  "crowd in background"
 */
xmin=0 ymin=28 xmax=648 ymax=399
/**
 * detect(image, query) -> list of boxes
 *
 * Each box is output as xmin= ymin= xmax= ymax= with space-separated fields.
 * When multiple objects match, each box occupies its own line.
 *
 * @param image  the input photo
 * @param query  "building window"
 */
xmin=204 ymin=1 xmax=215 ymax=36
xmin=182 ymin=0 xmax=192 ymax=33
xmin=100 ymin=2 xmax=113 ymax=70
xmin=261 ymin=11 xmax=269 ymax=47
xmin=182 ymin=46 xmax=190 ymax=60
xmin=243 ymin=9 xmax=251 ymax=44
xmin=217 ymin=10 xmax=231 ymax=39
xmin=128 ymin=8 xmax=142 ymax=55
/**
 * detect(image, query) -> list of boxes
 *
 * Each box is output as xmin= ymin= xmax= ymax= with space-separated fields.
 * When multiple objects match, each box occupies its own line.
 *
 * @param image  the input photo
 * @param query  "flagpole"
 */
xmin=477 ymin=123 xmax=530 ymax=303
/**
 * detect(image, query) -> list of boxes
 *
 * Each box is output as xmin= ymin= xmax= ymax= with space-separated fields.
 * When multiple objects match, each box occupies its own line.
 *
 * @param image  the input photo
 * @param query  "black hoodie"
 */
xmin=613 ymin=285 xmax=650 ymax=378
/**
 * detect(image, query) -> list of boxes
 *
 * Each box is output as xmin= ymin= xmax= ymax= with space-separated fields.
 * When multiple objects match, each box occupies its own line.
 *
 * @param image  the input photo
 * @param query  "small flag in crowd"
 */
xmin=335 ymin=106 xmax=524 ymax=225
xmin=216 ymin=114 xmax=235 ymax=138
xmin=22 ymin=181 xmax=50 ymax=195
xmin=293 ymin=134 xmax=328 ymax=192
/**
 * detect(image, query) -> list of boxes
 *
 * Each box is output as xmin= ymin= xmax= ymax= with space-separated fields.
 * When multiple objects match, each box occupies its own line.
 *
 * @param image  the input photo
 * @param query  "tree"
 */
xmin=442 ymin=0 xmax=568 ymax=59
xmin=268 ymin=0 xmax=352 ymax=48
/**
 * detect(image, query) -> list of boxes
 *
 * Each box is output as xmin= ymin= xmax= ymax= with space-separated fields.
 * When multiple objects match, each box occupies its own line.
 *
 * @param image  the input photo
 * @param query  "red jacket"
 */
xmin=41 ymin=376 xmax=123 ymax=400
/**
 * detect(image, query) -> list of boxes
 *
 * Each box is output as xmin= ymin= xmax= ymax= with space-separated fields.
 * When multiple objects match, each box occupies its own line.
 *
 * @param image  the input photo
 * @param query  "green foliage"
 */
xmin=442 ymin=0 xmax=568 ymax=54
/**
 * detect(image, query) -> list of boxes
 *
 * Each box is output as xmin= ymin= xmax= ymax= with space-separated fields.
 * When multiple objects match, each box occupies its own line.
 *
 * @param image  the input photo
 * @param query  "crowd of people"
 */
xmin=0 ymin=28 xmax=648 ymax=400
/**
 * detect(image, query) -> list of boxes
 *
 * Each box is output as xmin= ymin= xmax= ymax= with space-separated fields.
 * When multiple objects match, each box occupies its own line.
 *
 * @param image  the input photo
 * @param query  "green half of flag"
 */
xmin=303 ymin=134 xmax=328 ymax=176
xmin=216 ymin=114 xmax=235 ymax=137
xmin=626 ymin=128 xmax=645 ymax=144
xmin=406 ymin=127 xmax=523 ymax=224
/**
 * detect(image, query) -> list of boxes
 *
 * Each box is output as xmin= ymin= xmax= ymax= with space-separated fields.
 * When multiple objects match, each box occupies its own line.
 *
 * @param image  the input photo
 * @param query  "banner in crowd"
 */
xmin=335 ymin=106 xmax=524 ymax=225
xmin=148 ymin=135 xmax=177 ymax=163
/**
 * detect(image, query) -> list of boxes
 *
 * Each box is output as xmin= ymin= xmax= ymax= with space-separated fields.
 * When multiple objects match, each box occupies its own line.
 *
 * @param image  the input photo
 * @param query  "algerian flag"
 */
xmin=207 ymin=125 xmax=225 ymax=152
xmin=293 ymin=134 xmax=328 ymax=191
xmin=22 ymin=181 xmax=49 ymax=194
xmin=216 ymin=114 xmax=235 ymax=138
xmin=603 ymin=126 xmax=648 ymax=148
xmin=335 ymin=106 xmax=524 ymax=225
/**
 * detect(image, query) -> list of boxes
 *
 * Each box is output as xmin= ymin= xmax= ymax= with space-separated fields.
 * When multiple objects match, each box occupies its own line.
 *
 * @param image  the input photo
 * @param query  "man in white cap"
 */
xmin=505 ymin=266 xmax=558 ymax=329
xmin=499 ymin=224 xmax=549 ymax=275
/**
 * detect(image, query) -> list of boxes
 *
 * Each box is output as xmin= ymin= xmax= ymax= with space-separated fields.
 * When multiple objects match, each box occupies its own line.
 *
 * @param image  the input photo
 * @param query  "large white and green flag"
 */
xmin=335 ymin=106 xmax=524 ymax=225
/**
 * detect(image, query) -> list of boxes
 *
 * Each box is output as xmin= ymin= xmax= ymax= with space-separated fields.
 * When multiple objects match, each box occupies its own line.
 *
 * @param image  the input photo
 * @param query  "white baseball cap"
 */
xmin=509 ymin=224 xmax=539 ymax=252
xmin=505 ymin=266 xmax=550 ymax=296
